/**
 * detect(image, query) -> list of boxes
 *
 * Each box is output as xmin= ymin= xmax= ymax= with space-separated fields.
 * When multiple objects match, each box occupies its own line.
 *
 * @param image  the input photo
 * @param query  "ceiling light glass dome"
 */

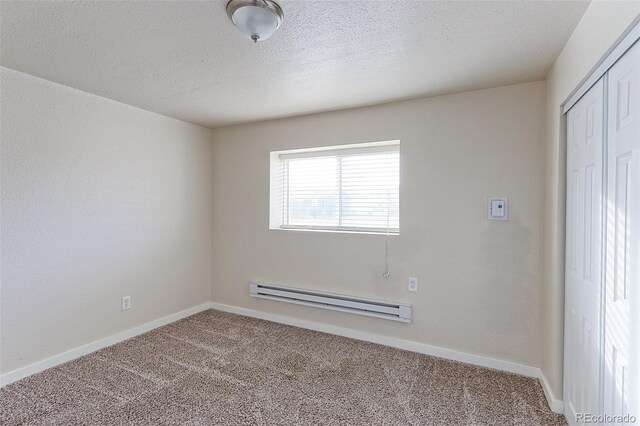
xmin=226 ymin=0 xmax=284 ymax=43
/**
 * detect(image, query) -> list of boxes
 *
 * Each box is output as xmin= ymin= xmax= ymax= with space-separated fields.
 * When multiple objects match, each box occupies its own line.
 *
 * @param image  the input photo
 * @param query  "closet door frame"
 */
xmin=563 ymin=16 xmax=640 ymax=114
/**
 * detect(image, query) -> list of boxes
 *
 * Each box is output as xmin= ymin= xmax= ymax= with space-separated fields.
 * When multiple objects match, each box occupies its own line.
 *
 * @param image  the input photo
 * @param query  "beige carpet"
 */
xmin=1 ymin=309 xmax=566 ymax=425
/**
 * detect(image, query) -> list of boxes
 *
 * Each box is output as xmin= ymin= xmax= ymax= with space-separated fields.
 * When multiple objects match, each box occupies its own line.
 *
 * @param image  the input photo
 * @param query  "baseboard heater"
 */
xmin=249 ymin=283 xmax=412 ymax=323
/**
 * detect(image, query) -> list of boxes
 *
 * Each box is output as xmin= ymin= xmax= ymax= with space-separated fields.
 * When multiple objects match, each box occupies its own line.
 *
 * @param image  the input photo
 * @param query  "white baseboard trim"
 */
xmin=0 ymin=300 xmax=566 ymax=417
xmin=0 ymin=303 xmax=211 ymax=387
xmin=212 ymin=303 xmax=567 ymax=415
xmin=538 ymin=371 xmax=565 ymax=414
xmin=209 ymin=302 xmax=539 ymax=377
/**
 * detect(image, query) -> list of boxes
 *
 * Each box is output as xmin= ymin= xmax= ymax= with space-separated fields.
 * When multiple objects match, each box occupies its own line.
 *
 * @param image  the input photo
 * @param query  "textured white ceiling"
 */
xmin=1 ymin=0 xmax=589 ymax=128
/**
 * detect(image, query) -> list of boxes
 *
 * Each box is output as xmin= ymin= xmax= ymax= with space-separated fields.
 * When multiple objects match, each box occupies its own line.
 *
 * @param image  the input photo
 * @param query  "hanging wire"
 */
xmin=383 ymin=228 xmax=390 ymax=277
xmin=383 ymin=165 xmax=391 ymax=278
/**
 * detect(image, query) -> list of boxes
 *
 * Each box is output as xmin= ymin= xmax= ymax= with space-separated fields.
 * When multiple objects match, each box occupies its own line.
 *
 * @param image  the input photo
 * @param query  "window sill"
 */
xmin=271 ymin=226 xmax=400 ymax=236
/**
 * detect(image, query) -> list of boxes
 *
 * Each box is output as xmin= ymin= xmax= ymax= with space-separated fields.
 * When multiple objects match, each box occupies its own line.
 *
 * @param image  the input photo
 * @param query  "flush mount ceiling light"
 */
xmin=226 ymin=0 xmax=284 ymax=43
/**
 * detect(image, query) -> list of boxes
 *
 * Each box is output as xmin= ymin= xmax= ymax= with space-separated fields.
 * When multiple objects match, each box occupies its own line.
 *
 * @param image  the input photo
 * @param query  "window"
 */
xmin=270 ymin=141 xmax=399 ymax=234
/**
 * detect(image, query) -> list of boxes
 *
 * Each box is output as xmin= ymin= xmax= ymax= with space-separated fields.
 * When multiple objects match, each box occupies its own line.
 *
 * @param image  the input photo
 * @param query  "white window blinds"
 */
xmin=271 ymin=142 xmax=399 ymax=234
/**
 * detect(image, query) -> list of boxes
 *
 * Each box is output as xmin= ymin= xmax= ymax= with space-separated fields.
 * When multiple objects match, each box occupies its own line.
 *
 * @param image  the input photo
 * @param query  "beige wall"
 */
xmin=212 ymin=82 xmax=545 ymax=368
xmin=542 ymin=2 xmax=640 ymax=401
xmin=0 ymin=68 xmax=214 ymax=373
xmin=5 ymin=1 xmax=634 ymax=390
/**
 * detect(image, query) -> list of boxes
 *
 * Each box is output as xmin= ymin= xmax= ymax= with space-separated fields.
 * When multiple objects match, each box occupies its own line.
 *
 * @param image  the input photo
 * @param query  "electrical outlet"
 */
xmin=121 ymin=296 xmax=131 ymax=311
xmin=408 ymin=277 xmax=418 ymax=292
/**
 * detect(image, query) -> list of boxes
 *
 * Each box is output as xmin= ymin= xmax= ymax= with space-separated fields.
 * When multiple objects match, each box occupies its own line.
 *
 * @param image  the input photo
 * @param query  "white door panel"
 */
xmin=604 ymin=40 xmax=640 ymax=425
xmin=565 ymin=78 xmax=605 ymax=425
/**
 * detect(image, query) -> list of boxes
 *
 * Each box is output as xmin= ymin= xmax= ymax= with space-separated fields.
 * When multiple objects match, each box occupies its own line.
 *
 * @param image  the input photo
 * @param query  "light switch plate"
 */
xmin=488 ymin=197 xmax=508 ymax=221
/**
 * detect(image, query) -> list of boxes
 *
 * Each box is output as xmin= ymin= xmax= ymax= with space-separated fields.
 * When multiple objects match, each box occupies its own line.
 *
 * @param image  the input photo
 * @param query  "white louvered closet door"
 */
xmin=564 ymin=77 xmax=605 ymax=425
xmin=604 ymin=40 xmax=640 ymax=424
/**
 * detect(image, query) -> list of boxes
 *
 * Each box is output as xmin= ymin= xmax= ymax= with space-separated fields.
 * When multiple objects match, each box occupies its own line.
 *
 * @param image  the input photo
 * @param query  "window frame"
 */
xmin=269 ymin=140 xmax=400 ymax=235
